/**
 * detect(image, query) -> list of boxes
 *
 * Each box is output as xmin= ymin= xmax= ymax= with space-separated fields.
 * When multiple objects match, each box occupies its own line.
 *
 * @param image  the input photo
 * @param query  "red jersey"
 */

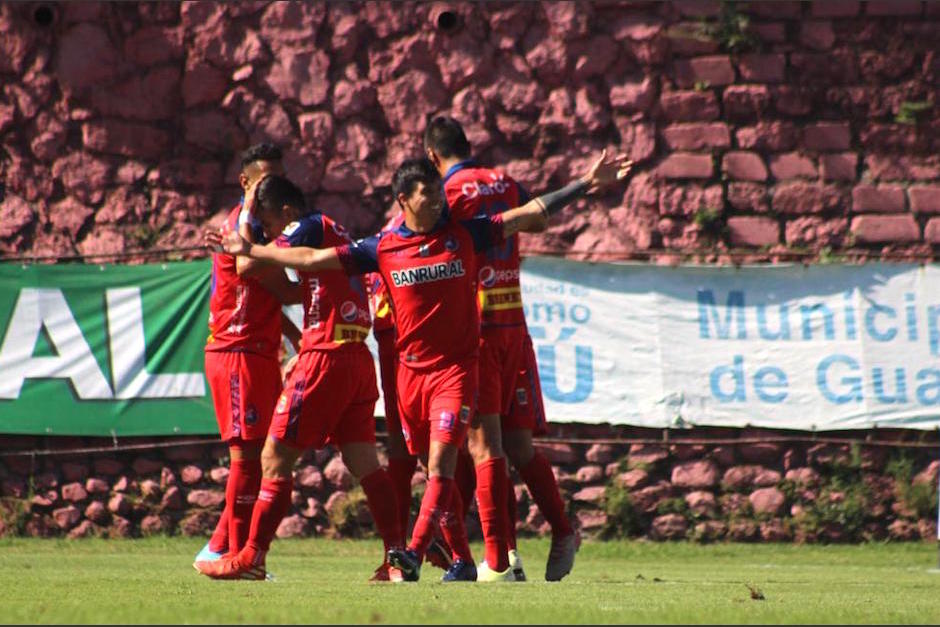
xmin=276 ymin=213 xmax=372 ymax=352
xmin=443 ymin=161 xmax=530 ymax=328
xmin=206 ymin=205 xmax=282 ymax=357
xmin=367 ymin=212 xmax=404 ymax=334
xmin=337 ymin=210 xmax=505 ymax=370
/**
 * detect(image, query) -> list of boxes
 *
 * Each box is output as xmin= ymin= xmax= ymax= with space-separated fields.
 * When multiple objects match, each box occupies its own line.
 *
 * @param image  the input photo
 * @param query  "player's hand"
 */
xmin=580 ymin=150 xmax=633 ymax=195
xmin=243 ymin=176 xmax=262 ymax=215
xmin=205 ymin=227 xmax=251 ymax=256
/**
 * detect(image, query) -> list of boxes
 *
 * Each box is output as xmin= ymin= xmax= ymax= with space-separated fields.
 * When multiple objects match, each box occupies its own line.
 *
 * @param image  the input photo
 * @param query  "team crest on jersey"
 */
xmin=245 ymin=404 xmax=258 ymax=426
xmin=340 ymin=300 xmax=359 ymax=322
xmin=515 ymin=388 xmax=528 ymax=406
xmin=418 ymin=244 xmax=431 ymax=257
xmin=282 ymin=221 xmax=301 ymax=236
xmin=444 ymin=235 xmax=459 ymax=252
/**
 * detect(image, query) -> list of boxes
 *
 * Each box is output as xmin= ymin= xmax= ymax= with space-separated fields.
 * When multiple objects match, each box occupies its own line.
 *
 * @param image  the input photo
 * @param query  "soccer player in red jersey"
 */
xmin=197 ymin=176 xmax=404 ymax=582
xmin=425 ymin=116 xmax=633 ymax=581
xmin=207 ymin=153 xmax=630 ymax=582
xmin=197 ymin=144 xmax=302 ymax=566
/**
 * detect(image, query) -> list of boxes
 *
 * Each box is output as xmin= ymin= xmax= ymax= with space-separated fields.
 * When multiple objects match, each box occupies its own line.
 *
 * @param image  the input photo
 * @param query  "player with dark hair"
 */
xmin=196 ymin=175 xmax=405 ymax=582
xmin=205 ymin=151 xmax=631 ymax=583
xmin=195 ymin=144 xmax=302 ymax=567
xmin=425 ymin=115 xmax=632 ymax=581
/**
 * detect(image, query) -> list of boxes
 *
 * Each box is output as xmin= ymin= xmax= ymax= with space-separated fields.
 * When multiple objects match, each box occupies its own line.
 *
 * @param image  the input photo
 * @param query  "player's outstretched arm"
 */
xmin=500 ymin=150 xmax=632 ymax=237
xmin=205 ymin=228 xmax=342 ymax=272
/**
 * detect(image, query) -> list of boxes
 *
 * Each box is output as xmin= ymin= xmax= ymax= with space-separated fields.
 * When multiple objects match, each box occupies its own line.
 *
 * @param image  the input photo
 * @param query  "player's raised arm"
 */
xmin=499 ymin=150 xmax=633 ymax=238
xmin=206 ymin=227 xmax=343 ymax=272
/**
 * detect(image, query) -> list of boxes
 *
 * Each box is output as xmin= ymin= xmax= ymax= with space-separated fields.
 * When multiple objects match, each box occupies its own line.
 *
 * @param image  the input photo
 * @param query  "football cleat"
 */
xmin=425 ymin=537 xmax=453 ymax=571
xmin=508 ymin=549 xmax=526 ymax=582
xmin=369 ymin=561 xmax=405 ymax=583
xmin=545 ymin=531 xmax=581 ymax=582
xmin=194 ymin=554 xmax=266 ymax=581
xmin=192 ymin=542 xmax=224 ymax=571
xmin=387 ymin=548 xmax=421 ymax=582
xmin=441 ymin=559 xmax=477 ymax=582
xmin=476 ymin=560 xmax=515 ymax=582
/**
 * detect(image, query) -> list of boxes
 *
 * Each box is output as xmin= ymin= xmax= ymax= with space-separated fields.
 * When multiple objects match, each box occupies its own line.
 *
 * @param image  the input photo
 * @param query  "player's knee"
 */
xmin=503 ymin=430 xmax=535 ymax=467
xmin=260 ymin=441 xmax=292 ymax=479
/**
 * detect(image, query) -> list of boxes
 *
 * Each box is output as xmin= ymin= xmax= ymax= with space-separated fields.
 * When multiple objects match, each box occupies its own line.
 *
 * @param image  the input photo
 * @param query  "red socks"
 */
xmin=387 ymin=456 xmax=417 ymax=539
xmin=475 ymin=457 xmax=509 ymax=571
xmin=240 ymin=476 xmax=292 ymax=567
xmin=208 ymin=508 xmax=229 ymax=554
xmin=227 ymin=457 xmax=262 ymax=554
xmin=519 ymin=451 xmax=573 ymax=538
xmin=408 ymin=476 xmax=456 ymax=560
xmin=506 ymin=473 xmax=518 ymax=551
xmin=360 ymin=468 xmax=404 ymax=552
xmin=439 ymin=486 xmax=473 ymax=563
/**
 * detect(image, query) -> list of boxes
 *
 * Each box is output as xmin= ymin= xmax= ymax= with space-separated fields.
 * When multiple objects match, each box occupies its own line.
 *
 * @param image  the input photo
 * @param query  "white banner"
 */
xmin=518 ymin=257 xmax=940 ymax=431
xmin=289 ymin=259 xmax=940 ymax=431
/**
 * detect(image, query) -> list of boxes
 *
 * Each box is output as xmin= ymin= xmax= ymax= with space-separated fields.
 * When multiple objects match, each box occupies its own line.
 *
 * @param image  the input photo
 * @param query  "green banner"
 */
xmin=0 ymin=260 xmax=217 ymax=436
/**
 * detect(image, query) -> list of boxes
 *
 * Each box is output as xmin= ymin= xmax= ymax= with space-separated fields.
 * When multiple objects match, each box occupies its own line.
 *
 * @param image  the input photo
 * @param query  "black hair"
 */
xmin=255 ymin=175 xmax=306 ymax=216
xmin=392 ymin=158 xmax=440 ymax=200
xmin=424 ymin=115 xmax=471 ymax=159
xmin=240 ymin=143 xmax=283 ymax=171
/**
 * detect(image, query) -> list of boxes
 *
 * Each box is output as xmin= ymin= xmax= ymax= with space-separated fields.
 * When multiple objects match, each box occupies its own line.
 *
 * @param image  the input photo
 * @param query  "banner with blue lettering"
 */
xmin=481 ymin=258 xmax=940 ymax=431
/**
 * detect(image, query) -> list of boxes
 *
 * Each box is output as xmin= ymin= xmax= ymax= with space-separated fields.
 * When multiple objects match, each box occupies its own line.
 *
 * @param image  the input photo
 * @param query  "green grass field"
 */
xmin=2 ymin=537 xmax=940 ymax=624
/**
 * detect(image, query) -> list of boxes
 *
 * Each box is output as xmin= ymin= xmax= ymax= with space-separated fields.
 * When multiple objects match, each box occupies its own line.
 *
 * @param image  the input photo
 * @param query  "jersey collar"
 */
xmin=395 ymin=204 xmax=451 ymax=238
xmin=442 ymin=159 xmax=476 ymax=183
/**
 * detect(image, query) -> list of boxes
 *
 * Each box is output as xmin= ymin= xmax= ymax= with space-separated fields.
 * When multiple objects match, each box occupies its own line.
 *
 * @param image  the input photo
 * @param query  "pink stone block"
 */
xmin=802 ymin=123 xmax=851 ymax=151
xmin=773 ymin=183 xmax=847 ymax=214
xmin=799 ymin=21 xmax=835 ymax=50
xmin=723 ymin=84 xmax=771 ymax=118
xmin=722 ymin=151 xmax=768 ymax=181
xmin=673 ymin=55 xmax=735 ymax=88
xmin=748 ymin=22 xmax=786 ymax=43
xmin=657 ymin=153 xmax=714 ymax=179
xmin=736 ymin=53 xmax=785 ymax=83
xmin=866 ymin=1 xmax=923 ymax=16
xmin=851 ymin=215 xmax=920 ymax=243
xmin=909 ymin=186 xmax=940 ymax=214
xmin=770 ymin=152 xmax=817 ymax=180
xmin=811 ymin=1 xmax=860 ymax=17
xmin=660 ymin=123 xmax=731 ymax=150
xmin=785 ymin=216 xmax=849 ymax=247
xmin=659 ymin=90 xmax=720 ymax=121
xmin=852 ymin=185 xmax=906 ymax=213
xmin=736 ymin=122 xmax=800 ymax=151
xmin=820 ymin=153 xmax=858 ymax=181
xmin=727 ymin=216 xmax=780 ymax=247
xmin=924 ymin=218 xmax=940 ymax=243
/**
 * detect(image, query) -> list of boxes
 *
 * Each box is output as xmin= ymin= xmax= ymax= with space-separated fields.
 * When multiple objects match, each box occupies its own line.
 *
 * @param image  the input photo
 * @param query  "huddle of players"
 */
xmin=195 ymin=116 xmax=632 ymax=582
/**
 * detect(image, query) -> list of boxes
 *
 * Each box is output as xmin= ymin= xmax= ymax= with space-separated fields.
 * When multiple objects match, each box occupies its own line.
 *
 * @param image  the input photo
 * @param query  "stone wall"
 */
xmin=2 ymin=427 xmax=938 ymax=543
xmin=0 ymin=1 xmax=938 ymax=261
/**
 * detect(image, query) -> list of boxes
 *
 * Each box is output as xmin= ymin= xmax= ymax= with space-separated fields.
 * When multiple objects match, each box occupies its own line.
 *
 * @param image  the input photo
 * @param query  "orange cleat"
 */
xmin=369 ymin=561 xmax=405 ymax=583
xmin=194 ymin=554 xmax=266 ymax=581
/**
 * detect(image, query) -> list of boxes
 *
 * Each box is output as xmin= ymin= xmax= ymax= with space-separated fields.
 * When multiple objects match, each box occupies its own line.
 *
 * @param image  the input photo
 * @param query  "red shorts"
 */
xmin=204 ymin=350 xmax=281 ymax=442
xmin=375 ymin=328 xmax=401 ymax=436
xmin=396 ymin=358 xmax=477 ymax=456
xmin=270 ymin=347 xmax=379 ymax=450
xmin=478 ymin=327 xmax=548 ymax=436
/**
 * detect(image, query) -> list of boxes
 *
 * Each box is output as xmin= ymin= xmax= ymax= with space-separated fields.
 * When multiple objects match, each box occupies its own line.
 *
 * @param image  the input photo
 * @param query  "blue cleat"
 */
xmin=387 ymin=548 xmax=421 ymax=582
xmin=441 ymin=559 xmax=477 ymax=582
xmin=193 ymin=542 xmax=224 ymax=570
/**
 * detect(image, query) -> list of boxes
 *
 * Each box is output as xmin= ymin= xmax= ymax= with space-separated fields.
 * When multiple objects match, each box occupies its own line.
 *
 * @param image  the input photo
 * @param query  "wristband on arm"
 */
xmin=537 ymin=178 xmax=590 ymax=218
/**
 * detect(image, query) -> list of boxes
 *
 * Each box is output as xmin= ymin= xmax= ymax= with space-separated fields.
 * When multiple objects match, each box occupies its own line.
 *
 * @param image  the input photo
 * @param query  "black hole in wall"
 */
xmin=436 ymin=10 xmax=458 ymax=31
xmin=33 ymin=4 xmax=54 ymax=26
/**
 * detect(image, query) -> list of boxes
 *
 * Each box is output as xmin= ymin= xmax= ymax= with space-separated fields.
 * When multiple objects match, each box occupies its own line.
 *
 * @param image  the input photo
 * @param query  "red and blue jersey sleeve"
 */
xmin=336 ymin=234 xmax=381 ymax=275
xmin=275 ymin=214 xmax=324 ymax=249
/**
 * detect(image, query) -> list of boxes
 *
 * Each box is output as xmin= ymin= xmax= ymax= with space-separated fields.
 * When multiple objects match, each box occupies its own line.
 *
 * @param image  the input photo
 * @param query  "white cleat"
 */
xmin=508 ymin=549 xmax=526 ymax=582
xmin=477 ymin=560 xmax=515 ymax=582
